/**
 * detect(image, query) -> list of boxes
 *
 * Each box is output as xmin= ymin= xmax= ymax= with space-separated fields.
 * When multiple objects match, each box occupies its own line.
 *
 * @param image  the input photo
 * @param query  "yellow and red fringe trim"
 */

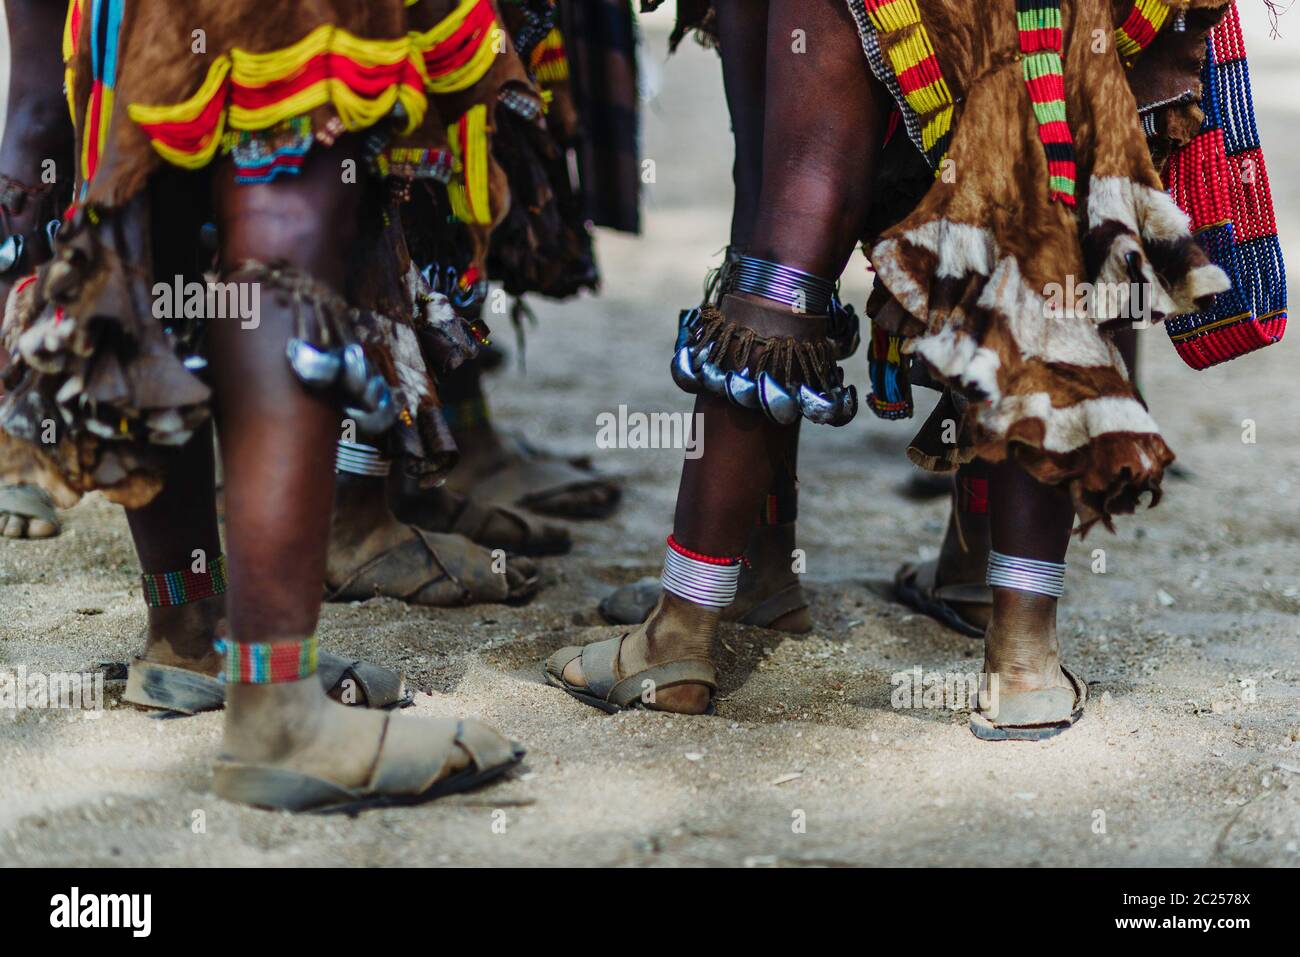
xmin=65 ymin=0 xmax=501 ymax=223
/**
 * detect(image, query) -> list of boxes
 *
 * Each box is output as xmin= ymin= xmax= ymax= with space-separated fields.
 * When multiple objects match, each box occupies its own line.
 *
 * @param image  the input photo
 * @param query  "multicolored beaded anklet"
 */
xmin=661 ymin=535 xmax=744 ymax=610
xmin=215 ymin=635 xmax=318 ymax=684
xmin=141 ymin=554 xmax=228 ymax=607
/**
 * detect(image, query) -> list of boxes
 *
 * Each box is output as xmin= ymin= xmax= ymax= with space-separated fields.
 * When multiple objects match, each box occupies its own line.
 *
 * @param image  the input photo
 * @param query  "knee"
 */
xmin=214 ymin=146 xmax=364 ymax=280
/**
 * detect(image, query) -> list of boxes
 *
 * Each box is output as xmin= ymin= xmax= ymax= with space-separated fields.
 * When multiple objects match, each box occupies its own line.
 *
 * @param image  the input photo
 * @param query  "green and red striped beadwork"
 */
xmin=1016 ymin=0 xmax=1077 ymax=206
xmin=141 ymin=554 xmax=228 ymax=607
xmin=216 ymin=635 xmax=319 ymax=685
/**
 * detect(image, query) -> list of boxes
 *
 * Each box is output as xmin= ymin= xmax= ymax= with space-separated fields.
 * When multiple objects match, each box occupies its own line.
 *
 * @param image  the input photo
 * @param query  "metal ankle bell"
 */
xmin=796 ymin=383 xmax=837 ymax=424
xmin=343 ymin=375 xmax=397 ymax=434
xmin=285 ymin=338 xmax=341 ymax=387
xmin=0 ymin=234 xmax=23 ymax=274
xmin=339 ymin=342 xmax=369 ymax=398
xmin=724 ymin=369 xmax=759 ymax=408
xmin=699 ymin=358 xmax=727 ymax=395
xmin=674 ymin=307 xmax=702 ymax=352
xmin=756 ymin=372 xmax=800 ymax=425
xmin=671 ymin=345 xmax=703 ymax=393
xmin=795 ymin=383 xmax=858 ymax=426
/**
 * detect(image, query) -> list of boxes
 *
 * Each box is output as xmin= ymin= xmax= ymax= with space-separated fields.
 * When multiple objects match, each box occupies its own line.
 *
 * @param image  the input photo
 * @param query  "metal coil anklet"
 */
xmin=730 ymin=255 xmax=836 ymax=316
xmin=986 ymin=550 xmax=1066 ymax=599
xmin=335 ymin=440 xmax=391 ymax=477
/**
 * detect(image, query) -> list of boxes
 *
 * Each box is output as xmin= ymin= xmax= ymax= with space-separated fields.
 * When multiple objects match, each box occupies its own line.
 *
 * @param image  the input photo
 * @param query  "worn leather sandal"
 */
xmin=968 ymin=664 xmax=1087 ymax=742
xmin=894 ymin=559 xmax=991 ymax=639
xmin=124 ymin=650 xmax=412 ymax=714
xmin=325 ymin=528 xmax=538 ymax=606
xmin=213 ymin=715 xmax=524 ymax=813
xmin=544 ymin=633 xmax=717 ymax=715
xmin=445 ymin=433 xmax=621 ymax=520
xmin=398 ymin=487 xmax=571 ymax=557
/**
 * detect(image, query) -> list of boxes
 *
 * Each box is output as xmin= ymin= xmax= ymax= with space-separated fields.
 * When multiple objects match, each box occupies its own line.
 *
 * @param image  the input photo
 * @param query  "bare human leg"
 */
xmin=554 ymin=0 xmax=885 ymax=713
xmin=0 ymin=0 xmax=74 ymax=539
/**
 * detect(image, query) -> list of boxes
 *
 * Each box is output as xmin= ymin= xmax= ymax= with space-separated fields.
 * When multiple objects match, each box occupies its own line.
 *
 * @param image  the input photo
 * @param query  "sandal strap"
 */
xmin=454 ymin=717 xmax=517 ymax=771
xmin=324 ymin=528 xmax=458 ymax=603
xmin=366 ymin=714 xmax=461 ymax=795
xmin=977 ymin=665 xmax=1086 ymax=727
xmin=317 ymin=651 xmax=405 ymax=707
xmin=0 ymin=484 xmax=57 ymax=524
xmin=608 ymin=659 xmax=717 ymax=709
xmin=579 ymin=635 xmax=625 ymax=699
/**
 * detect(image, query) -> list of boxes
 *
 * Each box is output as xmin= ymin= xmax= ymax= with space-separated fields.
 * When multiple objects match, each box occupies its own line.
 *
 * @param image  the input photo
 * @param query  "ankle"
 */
xmin=143 ymin=594 xmax=225 ymax=665
xmin=643 ymin=593 xmax=719 ymax=661
xmin=984 ymin=590 xmax=1062 ymax=683
xmin=223 ymin=676 xmax=325 ymax=761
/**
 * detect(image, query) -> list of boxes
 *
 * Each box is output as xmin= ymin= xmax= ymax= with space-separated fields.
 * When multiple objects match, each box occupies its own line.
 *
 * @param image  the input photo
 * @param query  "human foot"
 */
xmin=599 ymin=522 xmax=810 ymax=632
xmin=970 ymin=589 xmax=1085 ymax=741
xmin=125 ymin=594 xmax=408 ymax=712
xmin=546 ymin=594 xmax=718 ymax=715
xmin=215 ymin=674 xmax=521 ymax=811
xmin=328 ymin=473 xmax=538 ymax=605
xmin=0 ymin=484 xmax=61 ymax=539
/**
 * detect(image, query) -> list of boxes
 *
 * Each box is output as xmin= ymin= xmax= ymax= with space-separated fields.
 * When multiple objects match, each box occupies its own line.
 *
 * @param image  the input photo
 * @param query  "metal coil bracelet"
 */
xmin=669 ymin=255 xmax=858 ymax=427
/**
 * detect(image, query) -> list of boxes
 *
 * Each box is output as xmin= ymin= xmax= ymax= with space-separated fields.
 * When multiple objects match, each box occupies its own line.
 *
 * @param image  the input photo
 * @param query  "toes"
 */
xmin=545 ymin=646 xmax=586 ymax=688
xmin=25 ymin=518 xmax=59 ymax=539
xmin=560 ymin=656 xmax=586 ymax=689
xmin=2 ymin=515 xmax=28 ymax=538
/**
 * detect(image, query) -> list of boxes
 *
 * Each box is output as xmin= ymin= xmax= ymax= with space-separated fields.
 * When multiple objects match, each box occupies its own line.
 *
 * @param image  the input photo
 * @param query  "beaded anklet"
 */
xmin=215 ymin=635 xmax=319 ymax=684
xmin=141 ymin=555 xmax=228 ymax=607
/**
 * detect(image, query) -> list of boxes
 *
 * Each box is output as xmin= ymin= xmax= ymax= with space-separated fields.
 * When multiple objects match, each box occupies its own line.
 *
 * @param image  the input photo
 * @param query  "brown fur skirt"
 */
xmin=853 ymin=0 xmax=1230 ymax=531
xmin=0 ymin=0 xmax=534 ymax=508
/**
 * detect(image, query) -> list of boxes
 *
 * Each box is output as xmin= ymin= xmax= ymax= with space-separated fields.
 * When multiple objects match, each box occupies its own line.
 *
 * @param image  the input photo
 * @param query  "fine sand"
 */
xmin=2 ymin=14 xmax=1299 ymax=867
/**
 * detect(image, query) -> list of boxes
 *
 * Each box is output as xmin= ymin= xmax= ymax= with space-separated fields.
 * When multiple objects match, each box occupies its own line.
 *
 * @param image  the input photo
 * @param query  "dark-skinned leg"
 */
xmin=599 ymin=0 xmax=808 ymax=629
xmin=929 ymin=332 xmax=1141 ymax=633
xmin=715 ymin=0 xmax=808 ymax=627
xmin=562 ymin=0 xmax=885 ymax=712
xmin=0 ymin=0 xmax=74 ymax=538
xmin=207 ymin=144 xmax=472 ymax=785
xmin=124 ymin=421 xmax=226 ymax=675
xmin=983 ymin=458 xmax=1075 ymax=696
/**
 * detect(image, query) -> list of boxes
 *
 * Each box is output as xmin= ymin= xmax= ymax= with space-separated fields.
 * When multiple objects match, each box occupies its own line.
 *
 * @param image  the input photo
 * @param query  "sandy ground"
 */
xmin=3 ymin=14 xmax=1300 ymax=868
